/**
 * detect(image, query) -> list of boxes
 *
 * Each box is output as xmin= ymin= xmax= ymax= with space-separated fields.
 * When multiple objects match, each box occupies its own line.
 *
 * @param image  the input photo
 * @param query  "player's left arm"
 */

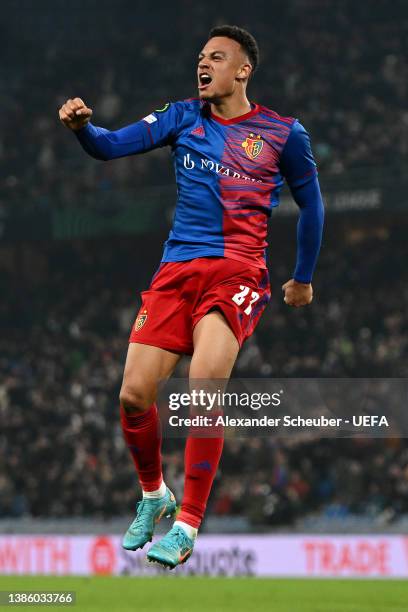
xmin=280 ymin=121 xmax=325 ymax=307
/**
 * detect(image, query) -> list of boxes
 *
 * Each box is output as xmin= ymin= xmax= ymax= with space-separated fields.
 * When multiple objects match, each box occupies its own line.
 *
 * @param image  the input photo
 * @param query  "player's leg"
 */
xmin=120 ymin=342 xmax=181 ymax=550
xmin=120 ymin=341 xmax=181 ymax=414
xmin=190 ymin=309 xmax=240 ymax=378
xmin=147 ymin=311 xmax=239 ymax=568
xmin=178 ymin=310 xmax=238 ymax=528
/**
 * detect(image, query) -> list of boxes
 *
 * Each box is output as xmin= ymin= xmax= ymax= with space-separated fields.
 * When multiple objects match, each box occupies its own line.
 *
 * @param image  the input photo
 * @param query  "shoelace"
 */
xmin=162 ymin=526 xmax=191 ymax=552
xmin=130 ymin=500 xmax=155 ymax=531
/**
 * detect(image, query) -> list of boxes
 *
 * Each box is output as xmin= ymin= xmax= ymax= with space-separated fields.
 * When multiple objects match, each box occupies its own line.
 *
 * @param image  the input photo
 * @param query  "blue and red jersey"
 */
xmin=75 ymin=99 xmax=324 ymax=282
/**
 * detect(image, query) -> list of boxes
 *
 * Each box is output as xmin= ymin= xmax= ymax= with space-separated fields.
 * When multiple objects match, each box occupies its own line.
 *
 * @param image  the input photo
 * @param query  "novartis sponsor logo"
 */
xmin=183 ymin=153 xmax=262 ymax=183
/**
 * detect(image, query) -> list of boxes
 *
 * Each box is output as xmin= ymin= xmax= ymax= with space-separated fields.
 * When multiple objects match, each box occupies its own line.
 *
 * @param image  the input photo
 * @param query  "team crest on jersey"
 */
xmin=242 ymin=133 xmax=263 ymax=160
xmin=135 ymin=309 xmax=148 ymax=331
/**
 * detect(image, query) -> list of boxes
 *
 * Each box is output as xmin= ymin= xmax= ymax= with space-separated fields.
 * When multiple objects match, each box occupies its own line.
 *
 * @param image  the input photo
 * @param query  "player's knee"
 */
xmin=119 ymin=383 xmax=155 ymax=415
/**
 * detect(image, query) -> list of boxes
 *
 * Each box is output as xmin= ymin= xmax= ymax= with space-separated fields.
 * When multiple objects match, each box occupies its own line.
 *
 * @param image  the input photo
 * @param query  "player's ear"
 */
xmin=236 ymin=62 xmax=252 ymax=81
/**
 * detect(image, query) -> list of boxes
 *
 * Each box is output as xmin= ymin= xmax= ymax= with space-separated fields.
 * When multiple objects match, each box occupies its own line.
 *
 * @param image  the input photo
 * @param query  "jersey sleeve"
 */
xmin=280 ymin=120 xmax=317 ymax=188
xmin=291 ymin=176 xmax=325 ymax=283
xmin=280 ymin=121 xmax=324 ymax=283
xmin=74 ymin=102 xmax=184 ymax=160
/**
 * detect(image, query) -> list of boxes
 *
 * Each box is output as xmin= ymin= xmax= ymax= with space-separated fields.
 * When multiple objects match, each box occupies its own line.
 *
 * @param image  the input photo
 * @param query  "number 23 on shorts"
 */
xmin=232 ymin=285 xmax=260 ymax=315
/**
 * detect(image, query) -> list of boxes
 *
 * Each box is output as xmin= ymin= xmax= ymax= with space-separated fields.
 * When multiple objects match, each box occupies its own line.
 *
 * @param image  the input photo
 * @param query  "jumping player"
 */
xmin=59 ymin=25 xmax=324 ymax=568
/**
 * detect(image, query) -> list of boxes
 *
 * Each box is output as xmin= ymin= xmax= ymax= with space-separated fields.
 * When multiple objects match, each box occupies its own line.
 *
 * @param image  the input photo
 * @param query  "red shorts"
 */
xmin=129 ymin=257 xmax=271 ymax=355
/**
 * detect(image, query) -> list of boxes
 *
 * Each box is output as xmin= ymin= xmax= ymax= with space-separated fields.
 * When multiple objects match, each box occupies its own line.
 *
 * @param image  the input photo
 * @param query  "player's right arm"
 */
xmin=58 ymin=97 xmax=181 ymax=160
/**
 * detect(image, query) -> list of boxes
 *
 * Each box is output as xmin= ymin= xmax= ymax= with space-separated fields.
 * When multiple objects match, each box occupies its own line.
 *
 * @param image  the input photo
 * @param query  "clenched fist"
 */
xmin=282 ymin=279 xmax=313 ymax=307
xmin=59 ymin=98 xmax=92 ymax=131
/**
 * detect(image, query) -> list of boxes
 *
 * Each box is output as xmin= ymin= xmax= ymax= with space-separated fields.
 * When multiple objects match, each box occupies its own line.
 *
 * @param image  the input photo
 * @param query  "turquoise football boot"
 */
xmin=122 ymin=488 xmax=177 ymax=551
xmin=147 ymin=525 xmax=195 ymax=569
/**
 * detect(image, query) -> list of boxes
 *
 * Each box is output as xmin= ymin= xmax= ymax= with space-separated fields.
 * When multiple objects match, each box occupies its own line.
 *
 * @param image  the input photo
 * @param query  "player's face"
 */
xmin=197 ymin=37 xmax=251 ymax=101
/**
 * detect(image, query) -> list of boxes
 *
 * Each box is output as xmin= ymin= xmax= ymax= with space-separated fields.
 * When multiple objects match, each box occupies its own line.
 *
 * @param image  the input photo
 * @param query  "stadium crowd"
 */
xmin=1 ymin=222 xmax=407 ymax=524
xmin=2 ymin=0 xmax=407 ymax=527
xmin=2 ymin=0 xmax=408 ymax=214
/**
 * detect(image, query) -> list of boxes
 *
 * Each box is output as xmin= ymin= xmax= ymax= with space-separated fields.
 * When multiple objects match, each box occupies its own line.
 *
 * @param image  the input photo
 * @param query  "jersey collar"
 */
xmin=209 ymin=103 xmax=260 ymax=125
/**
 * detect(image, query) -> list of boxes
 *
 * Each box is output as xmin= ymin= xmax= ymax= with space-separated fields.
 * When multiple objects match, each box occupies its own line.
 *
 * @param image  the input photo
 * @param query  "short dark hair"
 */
xmin=208 ymin=25 xmax=259 ymax=74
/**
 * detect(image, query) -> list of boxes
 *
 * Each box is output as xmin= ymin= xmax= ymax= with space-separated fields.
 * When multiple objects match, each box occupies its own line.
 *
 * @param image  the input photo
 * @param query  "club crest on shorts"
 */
xmin=242 ymin=133 xmax=263 ymax=160
xmin=135 ymin=309 xmax=148 ymax=331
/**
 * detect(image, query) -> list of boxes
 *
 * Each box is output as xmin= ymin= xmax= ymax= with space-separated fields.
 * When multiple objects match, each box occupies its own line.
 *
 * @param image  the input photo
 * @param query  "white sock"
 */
xmin=142 ymin=480 xmax=167 ymax=499
xmin=174 ymin=520 xmax=198 ymax=540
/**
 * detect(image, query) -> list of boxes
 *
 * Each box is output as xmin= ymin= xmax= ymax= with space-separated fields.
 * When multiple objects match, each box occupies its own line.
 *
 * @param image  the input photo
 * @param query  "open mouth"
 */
xmin=198 ymin=73 xmax=213 ymax=90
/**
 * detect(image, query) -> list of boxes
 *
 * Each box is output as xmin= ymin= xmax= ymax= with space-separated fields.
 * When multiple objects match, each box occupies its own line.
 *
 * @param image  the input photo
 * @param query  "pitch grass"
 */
xmin=0 ymin=576 xmax=407 ymax=612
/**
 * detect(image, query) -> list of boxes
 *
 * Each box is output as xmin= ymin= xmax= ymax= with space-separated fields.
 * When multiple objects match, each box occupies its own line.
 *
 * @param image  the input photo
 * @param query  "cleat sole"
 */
xmin=147 ymin=555 xmax=176 ymax=569
xmin=146 ymin=551 xmax=192 ymax=569
xmin=122 ymin=535 xmax=152 ymax=552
